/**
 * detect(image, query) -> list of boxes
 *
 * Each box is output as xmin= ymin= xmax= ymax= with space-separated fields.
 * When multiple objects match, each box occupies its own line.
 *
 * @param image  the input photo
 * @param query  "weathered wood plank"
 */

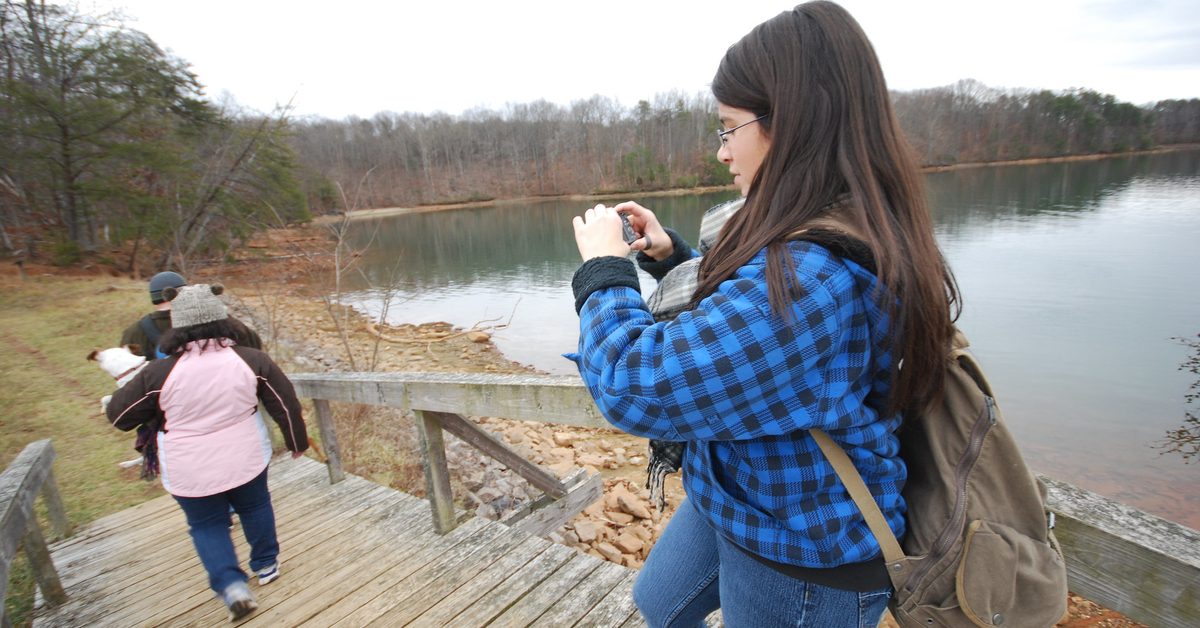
xmin=241 ymin=518 xmax=491 ymax=628
xmin=154 ymin=491 xmax=435 ymax=628
xmin=33 ymin=453 xmax=642 ymax=628
xmin=83 ymin=494 xmax=393 ymax=627
xmin=38 ymin=469 xmax=70 ymax=540
xmin=1044 ymin=475 xmax=1200 ymax=628
xmin=20 ymin=517 xmax=66 ymax=607
xmin=485 ymin=549 xmax=601 ymax=628
xmin=47 ymin=495 xmax=176 ymax=554
xmin=534 ymin=559 xmax=631 ymax=628
xmin=427 ymin=410 xmax=567 ymax=498
xmin=502 ymin=470 xmax=604 ymax=539
xmin=414 ymin=410 xmax=458 ymax=534
xmin=288 ymin=372 xmax=609 ymax=429
xmin=573 ymin=571 xmax=641 ymax=628
xmin=55 ymin=462 xmax=387 ymax=593
xmin=217 ymin=486 xmax=437 ymax=626
xmin=406 ymin=537 xmax=572 ymax=628
xmin=620 ymin=611 xmax=650 ymax=628
xmin=320 ymin=521 xmax=520 ymax=628
xmin=300 ymin=517 xmax=503 ymax=628
xmin=365 ymin=534 xmax=559 ymax=628
xmin=312 ymin=399 xmax=346 ymax=484
xmin=0 ymin=439 xmax=56 ymax=612
xmin=33 ymin=458 xmax=416 ymax=628
xmin=92 ymin=483 xmax=407 ymax=628
xmin=49 ymin=454 xmax=321 ymax=563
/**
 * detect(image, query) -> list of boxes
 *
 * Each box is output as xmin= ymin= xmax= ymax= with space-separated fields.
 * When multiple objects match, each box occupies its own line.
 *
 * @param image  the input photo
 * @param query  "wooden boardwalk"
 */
xmin=32 ymin=456 xmax=644 ymax=628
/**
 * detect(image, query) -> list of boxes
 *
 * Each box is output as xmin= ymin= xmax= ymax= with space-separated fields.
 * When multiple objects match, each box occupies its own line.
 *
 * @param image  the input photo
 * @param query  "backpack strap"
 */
xmin=811 ymin=429 xmax=906 ymax=568
xmin=138 ymin=314 xmax=164 ymax=358
xmin=797 ymin=212 xmax=907 ymax=570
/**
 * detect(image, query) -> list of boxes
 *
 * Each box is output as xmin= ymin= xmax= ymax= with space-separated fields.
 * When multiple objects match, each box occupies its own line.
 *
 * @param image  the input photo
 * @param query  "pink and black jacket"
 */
xmin=107 ymin=341 xmax=308 ymax=498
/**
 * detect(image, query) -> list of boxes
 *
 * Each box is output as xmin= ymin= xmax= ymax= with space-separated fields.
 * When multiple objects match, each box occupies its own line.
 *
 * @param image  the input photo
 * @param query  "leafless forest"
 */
xmin=291 ymin=79 xmax=1200 ymax=211
xmin=3 ymin=0 xmax=1197 ymax=271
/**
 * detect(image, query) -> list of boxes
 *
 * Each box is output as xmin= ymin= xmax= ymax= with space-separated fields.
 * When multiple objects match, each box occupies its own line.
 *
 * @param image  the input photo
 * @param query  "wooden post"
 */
xmin=39 ymin=469 xmax=71 ymax=539
xmin=1 ymin=440 xmax=57 ymax=614
xmin=414 ymin=410 xmax=457 ymax=534
xmin=311 ymin=399 xmax=345 ymax=484
xmin=1044 ymin=475 xmax=1200 ymax=628
xmin=20 ymin=517 xmax=66 ymax=607
xmin=422 ymin=411 xmax=568 ymax=498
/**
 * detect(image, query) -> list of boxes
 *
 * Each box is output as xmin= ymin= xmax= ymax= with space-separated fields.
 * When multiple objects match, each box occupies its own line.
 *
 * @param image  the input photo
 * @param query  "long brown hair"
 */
xmin=700 ymin=1 xmax=959 ymax=414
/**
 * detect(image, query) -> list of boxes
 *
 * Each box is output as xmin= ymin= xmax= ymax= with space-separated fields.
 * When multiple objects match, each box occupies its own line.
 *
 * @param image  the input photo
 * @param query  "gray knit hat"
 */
xmin=163 ymin=284 xmax=228 ymax=328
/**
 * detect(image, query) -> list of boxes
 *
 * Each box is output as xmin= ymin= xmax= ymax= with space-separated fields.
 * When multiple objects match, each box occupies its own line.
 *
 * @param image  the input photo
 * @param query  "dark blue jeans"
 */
xmin=172 ymin=468 xmax=279 ymax=593
xmin=633 ymin=499 xmax=891 ymax=628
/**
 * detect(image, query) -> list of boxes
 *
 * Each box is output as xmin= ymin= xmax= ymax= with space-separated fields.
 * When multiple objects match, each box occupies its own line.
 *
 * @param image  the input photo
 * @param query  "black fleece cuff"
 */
xmin=572 ymin=256 xmax=641 ymax=314
xmin=636 ymin=228 xmax=693 ymax=281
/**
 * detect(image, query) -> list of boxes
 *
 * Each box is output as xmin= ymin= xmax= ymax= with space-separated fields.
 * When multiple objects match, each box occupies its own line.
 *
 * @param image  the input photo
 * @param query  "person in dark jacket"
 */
xmin=107 ymin=283 xmax=308 ymax=622
xmin=569 ymin=3 xmax=959 ymax=627
xmin=120 ymin=272 xmax=262 ymax=360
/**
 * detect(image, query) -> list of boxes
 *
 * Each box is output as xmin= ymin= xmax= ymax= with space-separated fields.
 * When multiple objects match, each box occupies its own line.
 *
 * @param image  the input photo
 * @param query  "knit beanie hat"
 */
xmin=148 ymin=271 xmax=187 ymax=304
xmin=163 ymin=284 xmax=228 ymax=328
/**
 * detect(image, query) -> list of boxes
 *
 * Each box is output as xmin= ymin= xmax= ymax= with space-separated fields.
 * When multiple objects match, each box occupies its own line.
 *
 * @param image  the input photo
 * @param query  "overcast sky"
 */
xmin=86 ymin=0 xmax=1200 ymax=121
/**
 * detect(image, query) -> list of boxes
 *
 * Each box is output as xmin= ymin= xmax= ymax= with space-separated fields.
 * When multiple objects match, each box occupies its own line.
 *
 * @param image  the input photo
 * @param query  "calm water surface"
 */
xmin=347 ymin=150 xmax=1200 ymax=528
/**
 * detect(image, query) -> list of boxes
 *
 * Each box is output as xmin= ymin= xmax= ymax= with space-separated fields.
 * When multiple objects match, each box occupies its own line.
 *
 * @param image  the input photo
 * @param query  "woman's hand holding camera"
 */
xmin=613 ymin=201 xmax=672 ymax=261
xmin=572 ymin=204 xmax=631 ymax=261
xmin=572 ymin=202 xmax=673 ymax=262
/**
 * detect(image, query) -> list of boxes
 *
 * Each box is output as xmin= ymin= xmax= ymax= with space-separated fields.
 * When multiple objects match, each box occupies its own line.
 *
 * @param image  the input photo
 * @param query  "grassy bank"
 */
xmin=0 ymin=275 xmax=167 ymax=625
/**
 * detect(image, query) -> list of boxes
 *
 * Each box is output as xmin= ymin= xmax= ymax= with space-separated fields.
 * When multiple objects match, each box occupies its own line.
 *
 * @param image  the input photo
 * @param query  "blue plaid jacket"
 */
xmin=569 ymin=241 xmax=906 ymax=568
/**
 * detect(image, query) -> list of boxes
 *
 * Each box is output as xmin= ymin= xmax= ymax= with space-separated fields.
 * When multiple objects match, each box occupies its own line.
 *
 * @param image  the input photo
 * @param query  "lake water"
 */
xmin=346 ymin=149 xmax=1200 ymax=529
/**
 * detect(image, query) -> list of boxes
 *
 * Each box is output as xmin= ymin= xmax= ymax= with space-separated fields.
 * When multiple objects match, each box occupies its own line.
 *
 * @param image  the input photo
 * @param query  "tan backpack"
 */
xmin=813 ymin=331 xmax=1069 ymax=628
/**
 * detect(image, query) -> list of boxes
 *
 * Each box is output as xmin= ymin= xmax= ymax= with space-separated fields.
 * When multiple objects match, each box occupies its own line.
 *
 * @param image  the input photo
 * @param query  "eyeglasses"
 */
xmin=717 ymin=113 xmax=770 ymax=146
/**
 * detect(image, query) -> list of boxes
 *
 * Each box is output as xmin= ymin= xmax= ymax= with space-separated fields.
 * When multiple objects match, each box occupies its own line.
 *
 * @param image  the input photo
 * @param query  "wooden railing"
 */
xmin=289 ymin=370 xmax=1200 ymax=628
xmin=1 ymin=440 xmax=71 ymax=628
xmin=291 ymin=372 xmax=605 ymax=537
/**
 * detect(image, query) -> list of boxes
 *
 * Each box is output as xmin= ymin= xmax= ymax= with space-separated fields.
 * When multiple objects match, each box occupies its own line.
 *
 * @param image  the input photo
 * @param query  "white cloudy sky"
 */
xmin=86 ymin=0 xmax=1200 ymax=120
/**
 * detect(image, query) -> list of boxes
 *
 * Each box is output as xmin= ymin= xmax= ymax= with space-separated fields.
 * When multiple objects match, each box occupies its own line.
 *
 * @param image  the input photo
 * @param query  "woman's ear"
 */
xmin=162 ymin=286 xmax=179 ymax=301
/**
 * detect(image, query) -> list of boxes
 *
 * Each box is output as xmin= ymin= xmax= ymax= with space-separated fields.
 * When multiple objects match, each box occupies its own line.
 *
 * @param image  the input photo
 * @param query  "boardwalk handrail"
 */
xmin=290 ymin=372 xmax=604 ymax=538
xmin=289 ymin=372 xmax=607 ymax=428
xmin=289 ymin=371 xmax=1200 ymax=628
xmin=1 ymin=439 xmax=71 ymax=628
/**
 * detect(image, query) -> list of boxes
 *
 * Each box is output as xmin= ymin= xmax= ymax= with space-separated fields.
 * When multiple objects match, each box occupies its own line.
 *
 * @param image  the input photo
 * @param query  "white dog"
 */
xmin=88 ymin=345 xmax=149 ymax=413
xmin=88 ymin=346 xmax=155 ymax=469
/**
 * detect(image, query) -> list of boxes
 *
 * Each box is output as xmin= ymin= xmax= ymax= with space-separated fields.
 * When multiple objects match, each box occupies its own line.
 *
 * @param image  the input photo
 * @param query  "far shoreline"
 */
xmin=319 ymin=143 xmax=1200 ymax=224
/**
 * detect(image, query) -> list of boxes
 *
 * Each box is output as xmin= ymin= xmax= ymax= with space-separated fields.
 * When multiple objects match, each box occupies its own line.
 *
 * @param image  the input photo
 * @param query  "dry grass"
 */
xmin=326 ymin=402 xmax=425 ymax=497
xmin=0 ymin=275 xmax=170 ymax=626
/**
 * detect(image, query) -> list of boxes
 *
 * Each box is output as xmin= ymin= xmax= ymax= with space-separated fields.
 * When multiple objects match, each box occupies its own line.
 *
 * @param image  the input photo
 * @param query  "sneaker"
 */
xmin=221 ymin=581 xmax=258 ymax=622
xmin=256 ymin=562 xmax=280 ymax=586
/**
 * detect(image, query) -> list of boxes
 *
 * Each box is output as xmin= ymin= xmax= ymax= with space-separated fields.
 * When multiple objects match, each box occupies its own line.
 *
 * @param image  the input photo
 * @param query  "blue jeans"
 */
xmin=633 ymin=499 xmax=891 ymax=628
xmin=172 ymin=468 xmax=279 ymax=593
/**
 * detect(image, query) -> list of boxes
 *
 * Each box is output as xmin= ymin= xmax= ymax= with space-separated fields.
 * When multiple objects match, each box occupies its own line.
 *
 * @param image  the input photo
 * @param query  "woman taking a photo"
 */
xmin=570 ymin=2 xmax=957 ymax=627
xmin=108 ymin=284 xmax=309 ymax=622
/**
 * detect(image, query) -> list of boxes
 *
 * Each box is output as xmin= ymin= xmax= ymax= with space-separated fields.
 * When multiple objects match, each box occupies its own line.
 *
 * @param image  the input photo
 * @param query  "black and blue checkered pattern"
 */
xmin=570 ymin=241 xmax=907 ymax=568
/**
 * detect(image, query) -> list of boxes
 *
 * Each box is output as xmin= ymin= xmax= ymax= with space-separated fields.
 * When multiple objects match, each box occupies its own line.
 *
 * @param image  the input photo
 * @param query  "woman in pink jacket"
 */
xmin=108 ymin=284 xmax=309 ymax=622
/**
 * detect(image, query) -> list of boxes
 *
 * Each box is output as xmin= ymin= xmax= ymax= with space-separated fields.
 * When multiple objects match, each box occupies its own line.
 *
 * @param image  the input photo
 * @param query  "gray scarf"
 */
xmin=645 ymin=197 xmax=745 ymax=508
